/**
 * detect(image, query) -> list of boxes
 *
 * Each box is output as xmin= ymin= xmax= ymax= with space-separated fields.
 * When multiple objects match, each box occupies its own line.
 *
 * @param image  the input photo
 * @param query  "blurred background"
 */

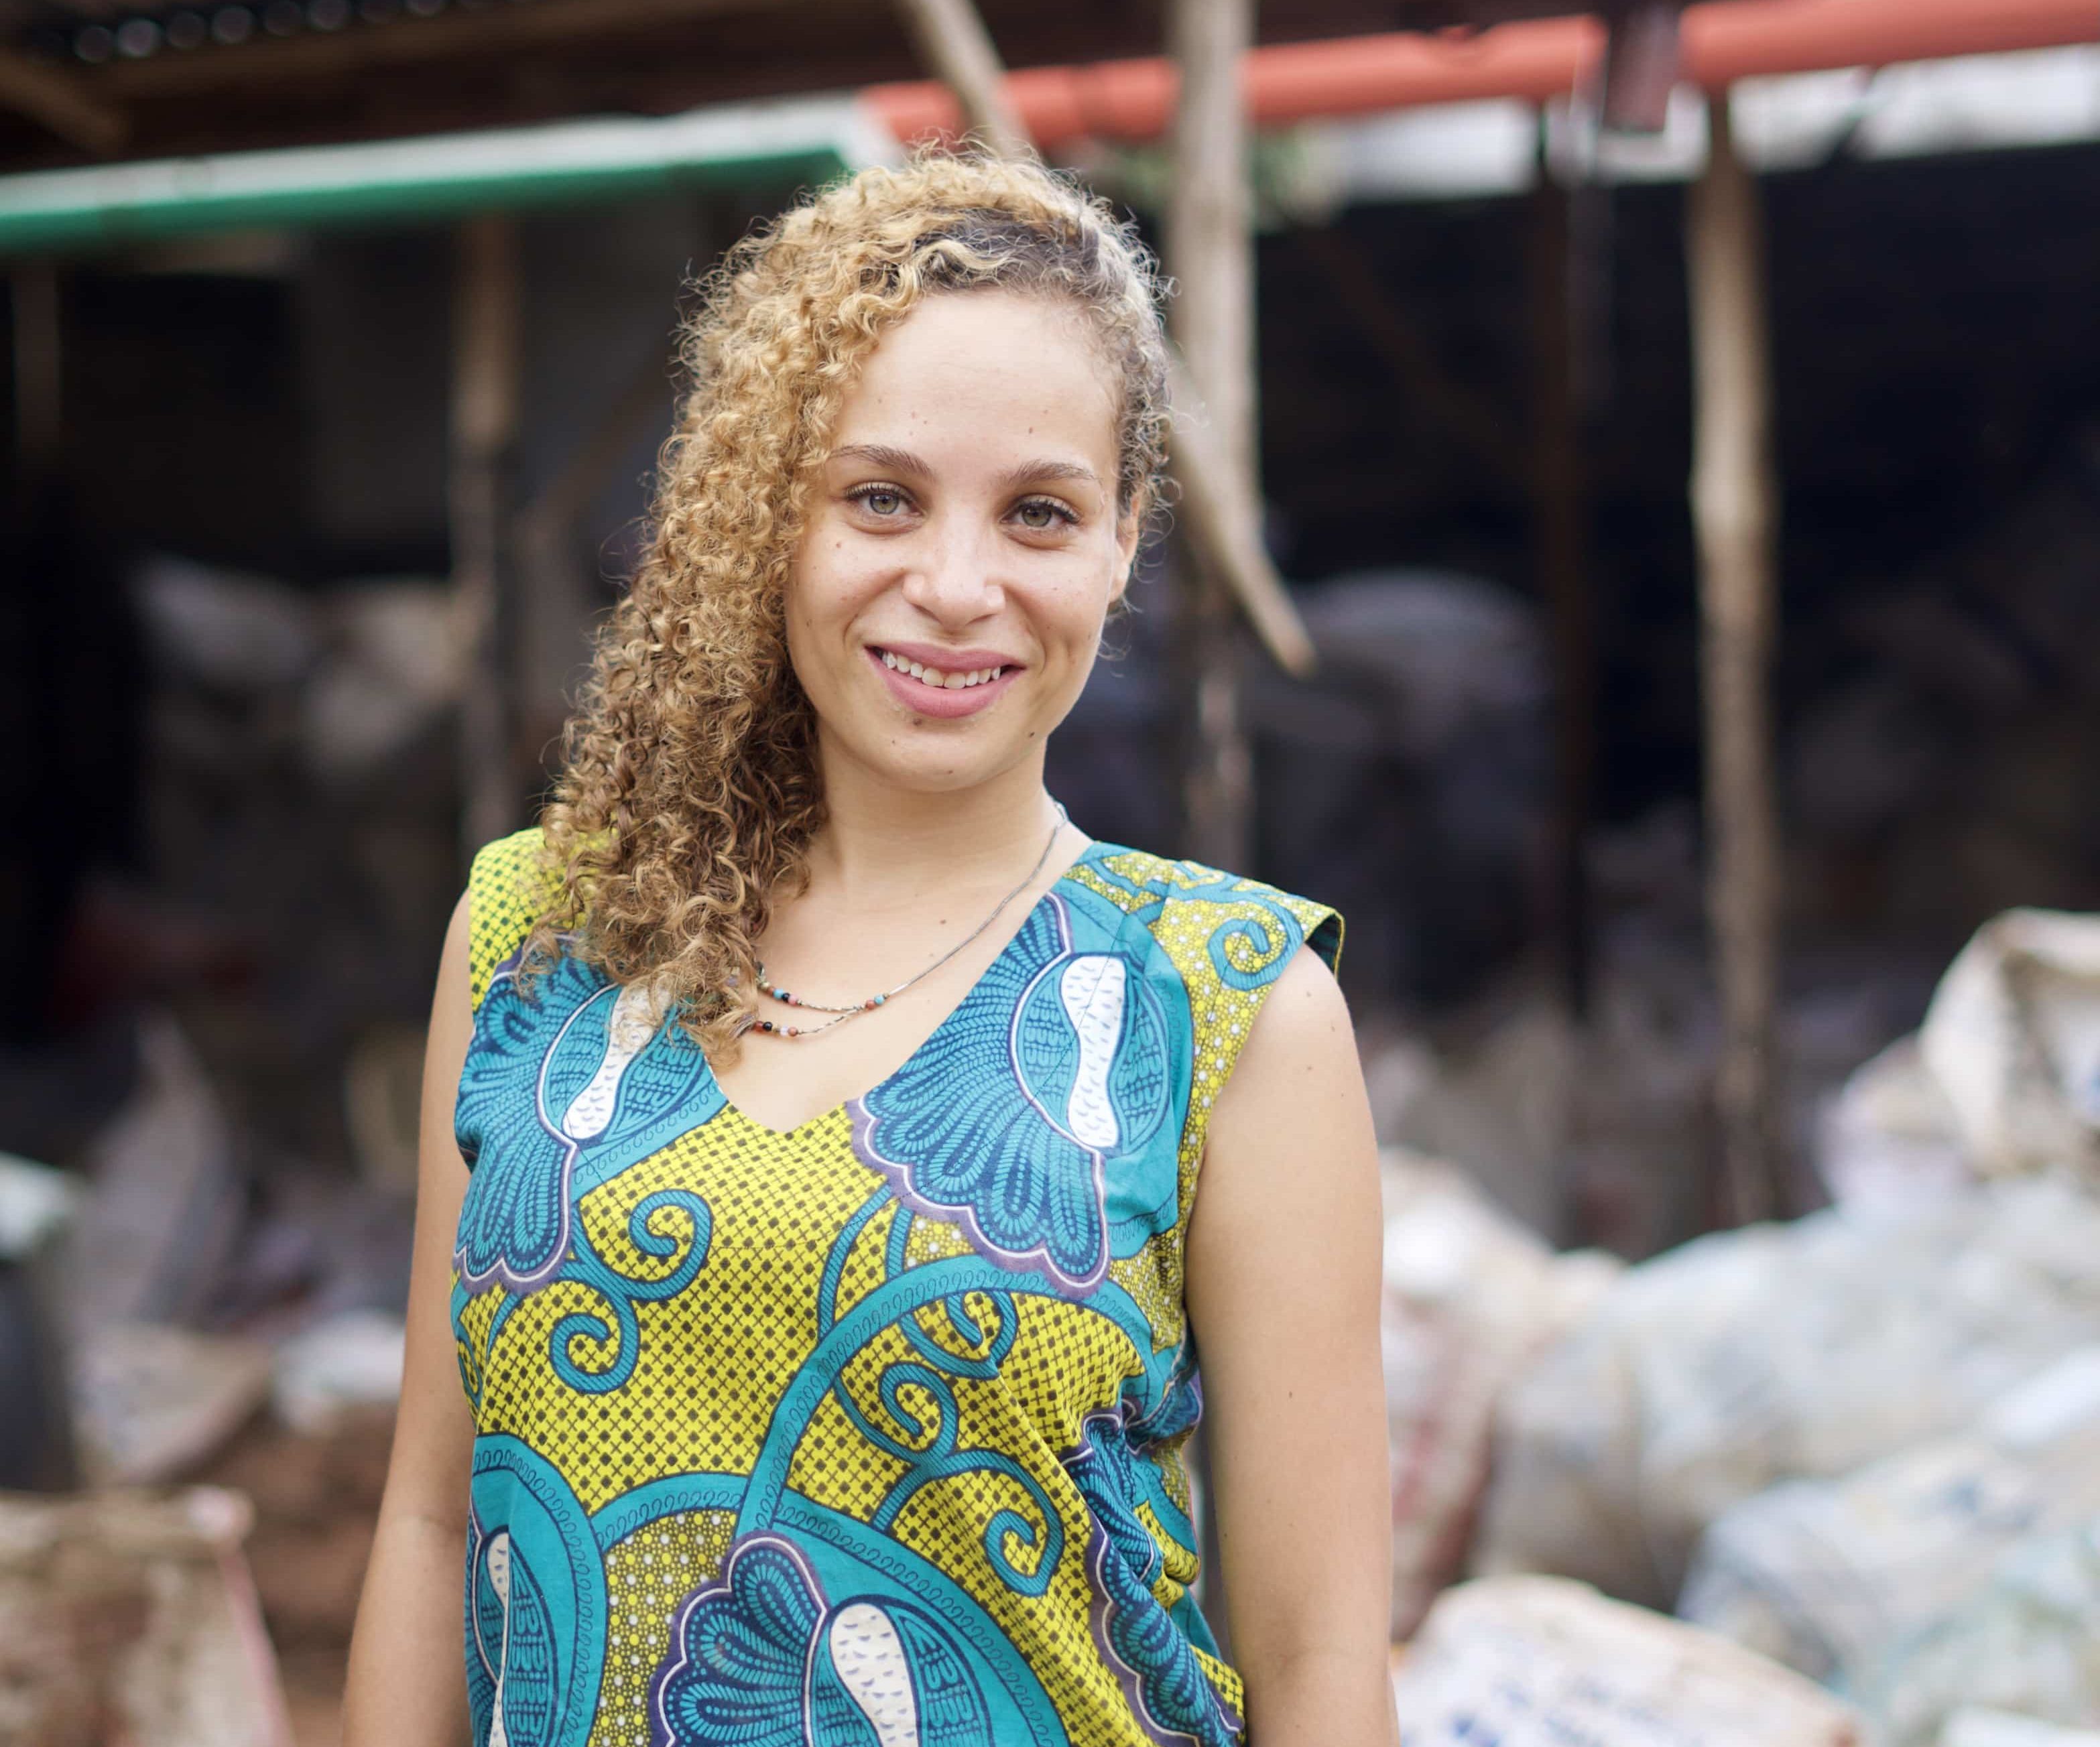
xmin=2 ymin=2 xmax=2099 ymax=1744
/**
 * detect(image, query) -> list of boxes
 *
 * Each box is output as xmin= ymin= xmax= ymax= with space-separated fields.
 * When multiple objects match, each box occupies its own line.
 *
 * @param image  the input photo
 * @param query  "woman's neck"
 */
xmin=800 ymin=747 xmax=1067 ymax=916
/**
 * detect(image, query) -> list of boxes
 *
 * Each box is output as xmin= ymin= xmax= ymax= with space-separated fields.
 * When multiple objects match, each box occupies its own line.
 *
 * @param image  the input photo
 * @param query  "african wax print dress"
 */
xmin=450 ymin=828 xmax=1341 ymax=1747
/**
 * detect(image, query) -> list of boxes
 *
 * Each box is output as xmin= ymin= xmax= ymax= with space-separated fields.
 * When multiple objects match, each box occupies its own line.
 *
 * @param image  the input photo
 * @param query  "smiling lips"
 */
xmin=868 ymin=644 xmax=1021 ymax=719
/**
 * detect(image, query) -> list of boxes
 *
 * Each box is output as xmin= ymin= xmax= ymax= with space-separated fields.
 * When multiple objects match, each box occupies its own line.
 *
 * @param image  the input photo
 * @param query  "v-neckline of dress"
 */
xmin=698 ymin=839 xmax=1117 ymax=1140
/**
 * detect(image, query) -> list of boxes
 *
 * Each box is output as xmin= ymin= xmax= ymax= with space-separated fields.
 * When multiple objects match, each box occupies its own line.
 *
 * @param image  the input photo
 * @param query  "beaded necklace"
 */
xmin=749 ymin=803 xmax=1069 ymax=1040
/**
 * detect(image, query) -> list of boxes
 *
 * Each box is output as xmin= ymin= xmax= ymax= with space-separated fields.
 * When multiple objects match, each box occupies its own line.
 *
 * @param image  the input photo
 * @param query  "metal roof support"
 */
xmin=1601 ymin=1 xmax=1684 ymax=133
xmin=1687 ymin=88 xmax=1785 ymax=1226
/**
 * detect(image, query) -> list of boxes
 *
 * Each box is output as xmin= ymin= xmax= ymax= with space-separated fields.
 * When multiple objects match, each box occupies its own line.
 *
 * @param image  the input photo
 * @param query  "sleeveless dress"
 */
xmin=450 ymin=828 xmax=1341 ymax=1747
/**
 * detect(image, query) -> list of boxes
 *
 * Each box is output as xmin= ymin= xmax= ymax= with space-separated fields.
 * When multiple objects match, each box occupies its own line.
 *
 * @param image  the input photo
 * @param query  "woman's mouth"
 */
xmin=867 ymin=646 xmax=1022 ymax=718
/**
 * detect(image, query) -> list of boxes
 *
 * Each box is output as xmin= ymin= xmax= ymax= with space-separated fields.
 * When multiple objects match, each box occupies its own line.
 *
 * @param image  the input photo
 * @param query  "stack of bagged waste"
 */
xmin=1854 ymin=1518 xmax=2100 ymax=1747
xmin=1 ymin=998 xmax=414 ymax=1746
xmin=1389 ymin=1573 xmax=1864 ymax=1745
xmin=1679 ymin=1347 xmax=2100 ymax=1680
xmin=0 ymin=1486 xmax=290 ymax=1747
xmin=1377 ymin=1149 xmax=1620 ymax=1634
xmin=1458 ymin=907 xmax=2100 ymax=1744
xmin=1472 ymin=1174 xmax=2100 ymax=1606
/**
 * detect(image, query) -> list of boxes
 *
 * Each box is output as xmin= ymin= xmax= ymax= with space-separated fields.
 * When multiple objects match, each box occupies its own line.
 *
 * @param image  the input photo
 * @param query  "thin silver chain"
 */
xmin=747 ymin=801 xmax=1070 ymax=1040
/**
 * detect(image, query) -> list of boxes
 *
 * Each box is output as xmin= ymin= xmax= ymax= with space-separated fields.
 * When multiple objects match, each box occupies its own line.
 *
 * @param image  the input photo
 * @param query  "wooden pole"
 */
xmin=1686 ymin=90 xmax=1784 ymax=1226
xmin=1529 ymin=133 xmax=1596 ymax=1019
xmin=11 ymin=261 xmax=61 ymax=483
xmin=890 ymin=0 xmax=1030 ymax=157
xmin=451 ymin=213 xmax=522 ymax=864
xmin=1163 ymin=0 xmax=1259 ymax=1646
xmin=1168 ymin=0 xmax=1257 ymax=873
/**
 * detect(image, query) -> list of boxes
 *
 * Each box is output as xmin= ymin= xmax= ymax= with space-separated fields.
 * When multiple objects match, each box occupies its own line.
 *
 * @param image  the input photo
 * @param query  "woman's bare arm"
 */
xmin=343 ymin=891 xmax=479 ymax=1746
xmin=1184 ymin=948 xmax=1398 ymax=1747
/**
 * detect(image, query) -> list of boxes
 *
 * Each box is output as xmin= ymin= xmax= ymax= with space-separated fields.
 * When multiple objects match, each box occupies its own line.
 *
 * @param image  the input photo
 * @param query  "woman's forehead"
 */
xmin=829 ymin=292 xmax=1121 ymax=466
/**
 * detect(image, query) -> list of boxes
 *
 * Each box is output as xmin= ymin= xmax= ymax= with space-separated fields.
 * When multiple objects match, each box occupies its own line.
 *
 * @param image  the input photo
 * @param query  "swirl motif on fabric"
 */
xmin=650 ymin=1532 xmax=991 ymax=1747
xmin=1065 ymin=1410 xmax=1241 ymax=1747
xmin=454 ymin=948 xmax=721 ymax=1393
xmin=850 ymin=894 xmax=1171 ymax=1293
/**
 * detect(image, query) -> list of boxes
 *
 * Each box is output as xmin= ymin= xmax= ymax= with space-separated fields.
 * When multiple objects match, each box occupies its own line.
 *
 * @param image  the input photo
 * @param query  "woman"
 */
xmin=346 ymin=152 xmax=1394 ymax=1747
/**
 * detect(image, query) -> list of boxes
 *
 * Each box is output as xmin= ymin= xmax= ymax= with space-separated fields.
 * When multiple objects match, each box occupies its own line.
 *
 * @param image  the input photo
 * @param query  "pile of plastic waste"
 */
xmin=1382 ymin=909 xmax=2100 ymax=1745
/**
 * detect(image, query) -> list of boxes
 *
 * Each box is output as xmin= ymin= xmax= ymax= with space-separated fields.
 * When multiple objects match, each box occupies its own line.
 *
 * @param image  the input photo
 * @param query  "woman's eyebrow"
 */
xmin=828 ymin=443 xmax=1101 ymax=495
xmin=994 ymin=459 xmax=1103 ymax=493
xmin=830 ymin=442 xmax=929 ymax=475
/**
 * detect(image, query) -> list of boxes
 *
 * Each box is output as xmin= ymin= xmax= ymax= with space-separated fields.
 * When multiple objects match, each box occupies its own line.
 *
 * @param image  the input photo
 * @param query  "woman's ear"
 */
xmin=1111 ymin=501 xmax=1143 ymax=604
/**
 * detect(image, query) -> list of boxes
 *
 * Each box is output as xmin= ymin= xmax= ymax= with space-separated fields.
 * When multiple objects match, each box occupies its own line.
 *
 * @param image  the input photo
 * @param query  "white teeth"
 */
xmin=878 ymin=653 xmax=1007 ymax=689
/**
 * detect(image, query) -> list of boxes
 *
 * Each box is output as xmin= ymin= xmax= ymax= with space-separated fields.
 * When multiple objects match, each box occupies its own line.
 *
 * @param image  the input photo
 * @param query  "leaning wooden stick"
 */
xmin=887 ymin=0 xmax=1315 ymax=680
xmin=1166 ymin=350 xmax=1315 ymax=677
xmin=890 ymin=0 xmax=1030 ymax=158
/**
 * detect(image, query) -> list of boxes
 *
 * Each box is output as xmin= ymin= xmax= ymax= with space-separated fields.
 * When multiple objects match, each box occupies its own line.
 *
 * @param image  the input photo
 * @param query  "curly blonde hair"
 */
xmin=526 ymin=151 xmax=1173 ymax=1059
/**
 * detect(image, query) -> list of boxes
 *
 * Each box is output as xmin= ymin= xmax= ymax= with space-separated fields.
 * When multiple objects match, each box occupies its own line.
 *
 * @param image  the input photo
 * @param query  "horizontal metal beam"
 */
xmin=0 ymin=95 xmax=892 ymax=256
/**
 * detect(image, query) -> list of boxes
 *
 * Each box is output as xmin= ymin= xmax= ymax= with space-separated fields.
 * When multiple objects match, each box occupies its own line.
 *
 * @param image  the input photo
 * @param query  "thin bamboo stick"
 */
xmin=1687 ymin=90 xmax=1784 ymax=1226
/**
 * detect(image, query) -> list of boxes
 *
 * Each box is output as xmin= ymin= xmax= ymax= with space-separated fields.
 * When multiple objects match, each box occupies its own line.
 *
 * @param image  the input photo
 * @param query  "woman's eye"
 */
xmin=1015 ymin=499 xmax=1072 ymax=531
xmin=852 ymin=486 xmax=908 ymax=517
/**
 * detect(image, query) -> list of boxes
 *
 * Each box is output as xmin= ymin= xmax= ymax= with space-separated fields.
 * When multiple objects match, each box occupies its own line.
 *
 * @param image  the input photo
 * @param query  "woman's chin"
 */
xmin=834 ymin=718 xmax=1048 ymax=797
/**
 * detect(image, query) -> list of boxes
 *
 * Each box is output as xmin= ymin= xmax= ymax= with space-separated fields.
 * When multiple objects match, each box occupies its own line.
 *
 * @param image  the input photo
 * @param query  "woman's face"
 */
xmin=784 ymin=289 xmax=1139 ymax=797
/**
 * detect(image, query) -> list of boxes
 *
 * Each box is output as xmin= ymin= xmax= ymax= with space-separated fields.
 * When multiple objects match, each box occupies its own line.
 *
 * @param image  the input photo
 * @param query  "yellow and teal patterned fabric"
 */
xmin=451 ymin=828 xmax=1341 ymax=1747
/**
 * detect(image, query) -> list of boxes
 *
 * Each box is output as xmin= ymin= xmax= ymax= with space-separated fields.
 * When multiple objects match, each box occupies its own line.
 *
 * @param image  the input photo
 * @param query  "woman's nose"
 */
xmin=900 ymin=523 xmax=1004 ymax=623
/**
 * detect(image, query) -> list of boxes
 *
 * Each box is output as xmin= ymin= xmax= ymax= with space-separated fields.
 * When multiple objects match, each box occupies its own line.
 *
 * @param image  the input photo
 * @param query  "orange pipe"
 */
xmin=863 ymin=0 xmax=2100 ymax=150
xmin=1683 ymin=0 xmax=2100 ymax=82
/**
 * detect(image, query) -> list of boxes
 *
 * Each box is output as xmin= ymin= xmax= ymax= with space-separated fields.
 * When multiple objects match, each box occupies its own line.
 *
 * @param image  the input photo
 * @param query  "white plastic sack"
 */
xmin=1389 ymin=1574 xmax=1863 ymax=1746
xmin=1816 ymin=1033 xmax=1973 ymax=1212
xmin=1851 ymin=1516 xmax=2100 ymax=1747
xmin=1942 ymin=1714 xmax=2100 ymax=1747
xmin=271 ymin=1309 xmax=406 ymax=1435
xmin=1473 ymin=1177 xmax=2100 ymax=1608
xmin=1920 ymin=909 xmax=2100 ymax=1185
xmin=72 ymin=1321 xmax=273 ymax=1487
xmin=1379 ymin=1151 xmax=1620 ymax=1636
xmin=1680 ymin=1347 xmax=2100 ymax=1679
